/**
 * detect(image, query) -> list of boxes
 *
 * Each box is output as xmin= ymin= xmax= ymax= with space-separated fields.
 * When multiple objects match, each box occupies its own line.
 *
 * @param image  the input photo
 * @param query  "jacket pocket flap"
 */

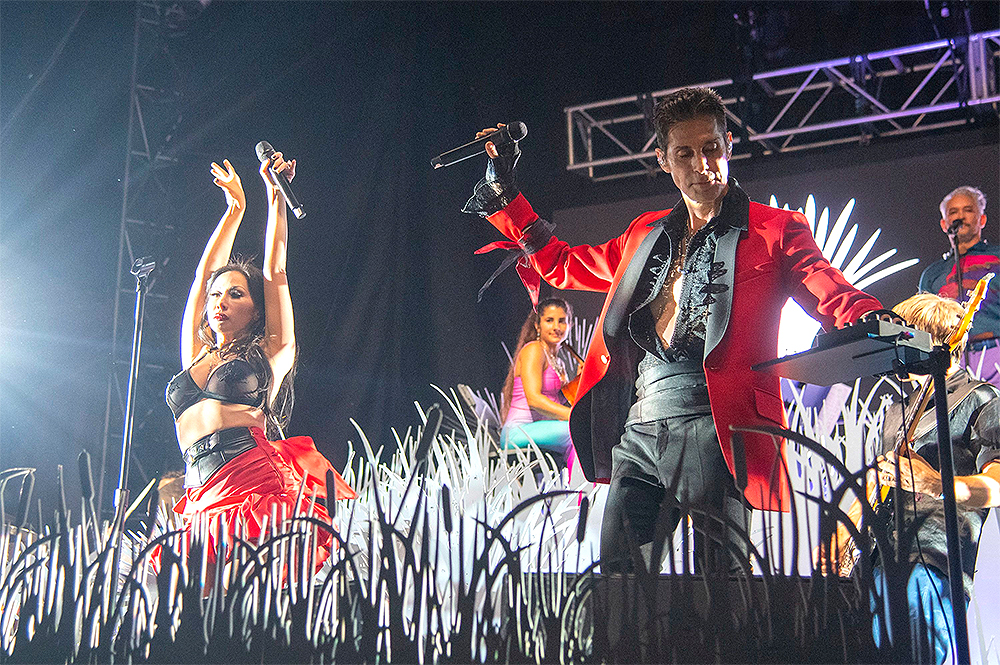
xmin=753 ymin=387 xmax=785 ymax=423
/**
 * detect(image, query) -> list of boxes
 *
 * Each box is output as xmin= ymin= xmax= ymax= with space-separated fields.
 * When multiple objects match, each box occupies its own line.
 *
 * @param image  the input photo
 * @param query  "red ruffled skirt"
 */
xmin=169 ymin=427 xmax=356 ymax=566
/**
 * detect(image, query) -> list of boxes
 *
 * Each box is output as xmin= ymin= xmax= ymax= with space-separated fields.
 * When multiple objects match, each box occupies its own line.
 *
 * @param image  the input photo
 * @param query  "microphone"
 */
xmin=946 ymin=218 xmax=962 ymax=235
xmin=431 ymin=122 xmax=527 ymax=169
xmin=255 ymin=141 xmax=306 ymax=219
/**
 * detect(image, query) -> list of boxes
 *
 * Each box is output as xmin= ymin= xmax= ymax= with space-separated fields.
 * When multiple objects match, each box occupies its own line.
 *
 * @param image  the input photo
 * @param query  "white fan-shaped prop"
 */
xmin=770 ymin=194 xmax=919 ymax=357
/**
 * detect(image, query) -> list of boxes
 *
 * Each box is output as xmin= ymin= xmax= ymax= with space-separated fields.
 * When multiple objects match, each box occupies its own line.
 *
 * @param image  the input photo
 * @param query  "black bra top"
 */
xmin=165 ymin=358 xmax=267 ymax=420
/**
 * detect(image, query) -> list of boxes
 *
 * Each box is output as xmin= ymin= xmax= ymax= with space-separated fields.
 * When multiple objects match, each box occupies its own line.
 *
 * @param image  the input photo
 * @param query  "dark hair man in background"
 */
xmin=919 ymin=186 xmax=1000 ymax=385
xmin=463 ymin=87 xmax=884 ymax=573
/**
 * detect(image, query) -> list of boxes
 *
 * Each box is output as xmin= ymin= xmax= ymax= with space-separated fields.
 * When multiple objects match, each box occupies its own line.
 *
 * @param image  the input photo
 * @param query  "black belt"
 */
xmin=628 ymin=355 xmax=711 ymax=424
xmin=182 ymin=427 xmax=257 ymax=488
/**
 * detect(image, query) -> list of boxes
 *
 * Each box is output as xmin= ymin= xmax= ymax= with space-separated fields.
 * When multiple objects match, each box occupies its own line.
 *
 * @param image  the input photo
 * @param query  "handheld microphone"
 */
xmin=946 ymin=219 xmax=962 ymax=235
xmin=255 ymin=141 xmax=306 ymax=219
xmin=431 ymin=122 xmax=527 ymax=169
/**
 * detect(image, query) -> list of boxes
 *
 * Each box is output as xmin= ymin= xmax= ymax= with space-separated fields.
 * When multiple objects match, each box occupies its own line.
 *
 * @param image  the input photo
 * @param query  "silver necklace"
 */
xmin=542 ymin=344 xmax=568 ymax=383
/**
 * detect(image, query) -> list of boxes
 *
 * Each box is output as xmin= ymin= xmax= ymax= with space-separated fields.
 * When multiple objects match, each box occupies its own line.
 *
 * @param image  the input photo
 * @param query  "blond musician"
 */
xmin=816 ymin=292 xmax=1000 ymax=664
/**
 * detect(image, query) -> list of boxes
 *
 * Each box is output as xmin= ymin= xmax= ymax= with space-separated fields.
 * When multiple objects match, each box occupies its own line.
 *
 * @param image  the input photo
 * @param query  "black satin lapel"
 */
xmin=704 ymin=224 xmax=741 ymax=358
xmin=603 ymin=226 xmax=664 ymax=342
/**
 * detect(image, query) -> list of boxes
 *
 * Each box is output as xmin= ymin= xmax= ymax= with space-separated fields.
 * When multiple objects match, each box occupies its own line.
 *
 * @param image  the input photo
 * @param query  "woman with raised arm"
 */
xmin=164 ymin=154 xmax=354 ymax=563
xmin=499 ymin=298 xmax=576 ymax=470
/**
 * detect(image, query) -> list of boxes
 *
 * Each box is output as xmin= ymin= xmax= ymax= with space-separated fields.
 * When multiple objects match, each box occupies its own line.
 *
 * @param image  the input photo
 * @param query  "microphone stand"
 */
xmin=947 ymin=228 xmax=964 ymax=304
xmin=936 ymin=227 xmax=973 ymax=663
xmin=947 ymin=227 xmax=969 ymax=369
xmin=109 ymin=256 xmax=155 ymax=588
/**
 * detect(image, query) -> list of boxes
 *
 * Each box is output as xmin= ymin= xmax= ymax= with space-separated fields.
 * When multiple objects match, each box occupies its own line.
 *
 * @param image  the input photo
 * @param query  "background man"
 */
xmin=919 ymin=186 xmax=1000 ymax=384
xmin=464 ymin=87 xmax=884 ymax=573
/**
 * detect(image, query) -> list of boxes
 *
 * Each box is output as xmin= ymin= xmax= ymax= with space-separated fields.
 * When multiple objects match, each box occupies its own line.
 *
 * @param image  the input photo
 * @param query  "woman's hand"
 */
xmin=211 ymin=159 xmax=246 ymax=211
xmin=259 ymin=150 xmax=296 ymax=196
xmin=878 ymin=450 xmax=943 ymax=497
xmin=186 ymin=159 xmax=246 ymax=364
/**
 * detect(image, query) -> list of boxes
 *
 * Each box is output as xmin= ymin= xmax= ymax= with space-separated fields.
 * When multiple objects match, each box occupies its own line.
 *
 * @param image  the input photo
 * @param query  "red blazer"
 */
xmin=486 ymin=191 xmax=882 ymax=511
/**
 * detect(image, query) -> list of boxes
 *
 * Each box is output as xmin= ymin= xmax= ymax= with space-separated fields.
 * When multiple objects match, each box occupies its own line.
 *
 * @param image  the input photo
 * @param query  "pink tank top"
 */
xmin=505 ymin=365 xmax=565 ymax=426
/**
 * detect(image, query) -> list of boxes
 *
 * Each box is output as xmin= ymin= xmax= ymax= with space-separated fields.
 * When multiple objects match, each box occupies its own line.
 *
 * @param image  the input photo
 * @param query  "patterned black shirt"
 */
xmin=627 ymin=181 xmax=748 ymax=362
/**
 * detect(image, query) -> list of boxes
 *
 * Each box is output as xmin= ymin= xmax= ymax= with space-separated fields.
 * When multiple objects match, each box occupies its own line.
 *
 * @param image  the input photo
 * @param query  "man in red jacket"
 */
xmin=465 ymin=87 xmax=885 ymax=573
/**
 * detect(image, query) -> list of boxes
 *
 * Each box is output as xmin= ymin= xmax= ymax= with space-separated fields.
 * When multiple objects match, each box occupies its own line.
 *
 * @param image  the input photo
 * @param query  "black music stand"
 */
xmin=756 ymin=337 xmax=970 ymax=664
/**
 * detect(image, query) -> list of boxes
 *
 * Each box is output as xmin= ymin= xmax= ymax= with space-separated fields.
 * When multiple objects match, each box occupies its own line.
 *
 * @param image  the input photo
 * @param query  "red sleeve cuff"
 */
xmin=485 ymin=193 xmax=540 ymax=241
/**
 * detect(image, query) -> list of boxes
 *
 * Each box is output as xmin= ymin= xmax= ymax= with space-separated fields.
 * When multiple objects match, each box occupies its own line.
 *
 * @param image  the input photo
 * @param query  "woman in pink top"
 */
xmin=500 ymin=298 xmax=575 ymax=467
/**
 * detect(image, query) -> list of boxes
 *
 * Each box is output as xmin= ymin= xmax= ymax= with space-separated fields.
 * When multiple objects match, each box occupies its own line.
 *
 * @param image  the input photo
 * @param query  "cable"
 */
xmin=923 ymin=0 xmax=942 ymax=39
xmin=0 ymin=2 xmax=88 ymax=142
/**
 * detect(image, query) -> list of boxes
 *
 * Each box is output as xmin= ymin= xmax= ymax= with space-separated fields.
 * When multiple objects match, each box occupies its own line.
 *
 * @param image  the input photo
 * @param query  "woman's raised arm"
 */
xmin=181 ymin=159 xmax=246 ymax=365
xmin=259 ymin=151 xmax=296 ymax=396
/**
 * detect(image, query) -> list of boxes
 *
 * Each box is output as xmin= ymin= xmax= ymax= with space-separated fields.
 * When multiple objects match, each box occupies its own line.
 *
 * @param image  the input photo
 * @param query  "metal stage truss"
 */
xmin=566 ymin=30 xmax=1000 ymax=182
xmin=98 ymin=1 xmax=205 ymax=519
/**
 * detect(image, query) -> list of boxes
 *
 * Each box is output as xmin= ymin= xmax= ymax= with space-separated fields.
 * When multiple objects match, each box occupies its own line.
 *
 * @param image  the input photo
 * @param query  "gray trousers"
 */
xmin=599 ymin=356 xmax=750 ymax=574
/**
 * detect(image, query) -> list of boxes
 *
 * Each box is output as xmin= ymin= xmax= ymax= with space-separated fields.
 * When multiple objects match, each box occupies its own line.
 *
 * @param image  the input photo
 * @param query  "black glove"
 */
xmin=462 ymin=135 xmax=521 ymax=217
xmin=857 ymin=309 xmax=906 ymax=326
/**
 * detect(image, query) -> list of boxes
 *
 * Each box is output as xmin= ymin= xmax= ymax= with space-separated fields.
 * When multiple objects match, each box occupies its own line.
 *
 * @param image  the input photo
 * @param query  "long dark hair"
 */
xmin=198 ymin=258 xmax=296 ymax=440
xmin=500 ymin=298 xmax=572 ymax=421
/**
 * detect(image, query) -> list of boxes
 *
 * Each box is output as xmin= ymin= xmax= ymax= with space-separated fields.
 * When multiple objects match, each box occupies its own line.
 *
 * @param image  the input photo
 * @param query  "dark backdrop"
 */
xmin=546 ymin=132 xmax=1000 ymax=325
xmin=1 ymin=1 xmax=997 ymax=513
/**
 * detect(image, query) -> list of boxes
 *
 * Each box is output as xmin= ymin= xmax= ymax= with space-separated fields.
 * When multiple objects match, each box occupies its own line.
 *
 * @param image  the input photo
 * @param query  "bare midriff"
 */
xmin=174 ymin=401 xmax=265 ymax=451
